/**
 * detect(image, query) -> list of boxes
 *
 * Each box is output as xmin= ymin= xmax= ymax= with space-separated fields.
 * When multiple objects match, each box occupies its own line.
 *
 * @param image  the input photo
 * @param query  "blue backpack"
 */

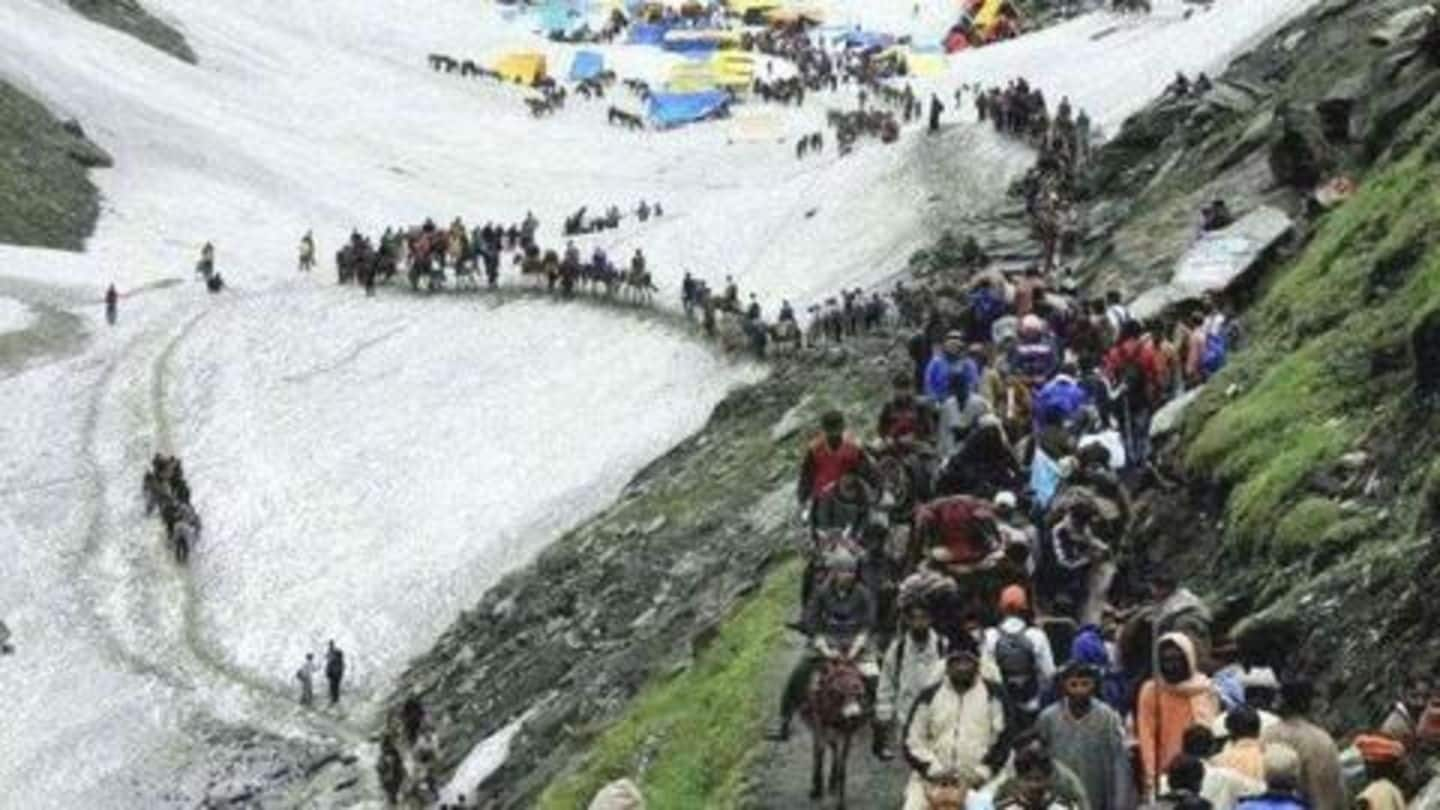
xmin=1201 ymin=329 xmax=1228 ymax=378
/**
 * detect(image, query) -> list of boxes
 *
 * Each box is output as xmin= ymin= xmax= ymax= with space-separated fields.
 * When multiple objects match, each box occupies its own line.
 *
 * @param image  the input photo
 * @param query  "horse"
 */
xmin=769 ymin=319 xmax=803 ymax=354
xmin=621 ymin=267 xmax=656 ymax=304
xmin=799 ymin=655 xmax=869 ymax=808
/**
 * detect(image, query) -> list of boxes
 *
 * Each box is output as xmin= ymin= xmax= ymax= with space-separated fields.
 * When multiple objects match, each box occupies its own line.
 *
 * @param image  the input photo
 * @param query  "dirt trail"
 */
xmin=750 ymin=630 xmax=911 ymax=810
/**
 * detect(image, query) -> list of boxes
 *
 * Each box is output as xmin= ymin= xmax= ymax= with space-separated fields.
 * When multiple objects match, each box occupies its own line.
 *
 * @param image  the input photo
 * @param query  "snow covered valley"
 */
xmin=0 ymin=0 xmax=1317 ymax=806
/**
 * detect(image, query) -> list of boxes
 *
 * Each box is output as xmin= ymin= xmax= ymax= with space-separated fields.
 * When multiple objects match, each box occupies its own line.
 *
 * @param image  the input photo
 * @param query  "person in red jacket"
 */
xmin=797 ymin=411 xmax=874 ymax=524
xmin=1103 ymin=320 xmax=1162 ymax=466
xmin=914 ymin=494 xmax=1004 ymax=624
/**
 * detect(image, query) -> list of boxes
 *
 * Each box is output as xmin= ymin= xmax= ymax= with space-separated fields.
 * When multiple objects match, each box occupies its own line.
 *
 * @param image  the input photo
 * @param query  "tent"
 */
xmin=648 ymin=90 xmax=731 ymax=127
xmin=710 ymin=52 xmax=754 ymax=87
xmin=569 ymin=50 xmax=605 ymax=80
xmin=907 ymin=52 xmax=946 ymax=76
xmin=629 ymin=22 xmax=672 ymax=43
xmin=661 ymin=29 xmax=740 ymax=52
xmin=841 ymin=29 xmax=892 ymax=51
xmin=726 ymin=0 xmax=780 ymax=19
xmin=665 ymin=61 xmax=717 ymax=92
xmin=494 ymin=52 xmax=547 ymax=84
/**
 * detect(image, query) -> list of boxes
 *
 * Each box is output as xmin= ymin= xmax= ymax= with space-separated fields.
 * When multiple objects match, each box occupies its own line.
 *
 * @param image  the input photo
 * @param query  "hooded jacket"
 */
xmin=1136 ymin=632 xmax=1221 ymax=790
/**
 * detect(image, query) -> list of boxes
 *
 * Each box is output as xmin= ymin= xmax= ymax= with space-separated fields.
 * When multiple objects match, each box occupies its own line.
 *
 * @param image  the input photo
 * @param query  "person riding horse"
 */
xmin=768 ymin=549 xmax=878 ymax=743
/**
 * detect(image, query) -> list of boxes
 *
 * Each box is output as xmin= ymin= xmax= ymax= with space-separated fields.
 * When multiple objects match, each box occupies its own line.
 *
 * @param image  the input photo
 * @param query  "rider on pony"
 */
xmin=768 ymin=549 xmax=879 ymax=743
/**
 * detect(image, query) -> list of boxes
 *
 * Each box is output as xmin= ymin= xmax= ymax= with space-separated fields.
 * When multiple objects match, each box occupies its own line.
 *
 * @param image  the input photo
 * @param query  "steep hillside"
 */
xmin=0 ymin=79 xmax=111 ymax=250
xmin=64 ymin=0 xmax=196 ymax=64
xmin=1073 ymin=0 xmax=1440 ymax=728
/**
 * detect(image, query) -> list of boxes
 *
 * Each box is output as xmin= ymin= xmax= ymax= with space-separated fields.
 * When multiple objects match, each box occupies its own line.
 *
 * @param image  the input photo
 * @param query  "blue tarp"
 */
xmin=648 ymin=90 xmax=730 ymax=127
xmin=662 ymin=36 xmax=721 ymax=53
xmin=569 ymin=50 xmax=605 ymax=80
xmin=841 ymin=30 xmax=891 ymax=50
xmin=629 ymin=22 xmax=672 ymax=44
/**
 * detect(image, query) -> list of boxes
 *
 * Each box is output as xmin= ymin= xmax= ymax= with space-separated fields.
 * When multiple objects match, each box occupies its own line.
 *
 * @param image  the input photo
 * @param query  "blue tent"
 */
xmin=569 ymin=50 xmax=605 ymax=80
xmin=648 ymin=91 xmax=731 ymax=127
xmin=841 ymin=30 xmax=891 ymax=50
xmin=629 ymin=22 xmax=671 ymax=44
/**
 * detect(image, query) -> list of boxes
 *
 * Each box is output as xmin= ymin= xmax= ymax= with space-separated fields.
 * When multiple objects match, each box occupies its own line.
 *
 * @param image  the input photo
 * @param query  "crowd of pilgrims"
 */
xmin=764 ymin=256 xmax=1438 ymax=810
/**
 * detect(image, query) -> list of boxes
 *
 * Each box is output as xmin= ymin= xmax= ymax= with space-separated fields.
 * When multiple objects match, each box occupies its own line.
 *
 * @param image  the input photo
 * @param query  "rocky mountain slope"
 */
xmin=1074 ymin=0 xmax=1440 ymax=731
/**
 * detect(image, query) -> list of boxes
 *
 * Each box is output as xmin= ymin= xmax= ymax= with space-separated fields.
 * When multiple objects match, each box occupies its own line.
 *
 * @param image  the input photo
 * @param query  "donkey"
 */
xmin=800 ymin=656 xmax=869 ymax=808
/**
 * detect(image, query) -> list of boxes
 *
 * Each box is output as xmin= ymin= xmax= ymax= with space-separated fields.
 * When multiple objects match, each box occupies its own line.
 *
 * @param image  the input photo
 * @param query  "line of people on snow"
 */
xmin=142 ymin=454 xmax=202 ymax=564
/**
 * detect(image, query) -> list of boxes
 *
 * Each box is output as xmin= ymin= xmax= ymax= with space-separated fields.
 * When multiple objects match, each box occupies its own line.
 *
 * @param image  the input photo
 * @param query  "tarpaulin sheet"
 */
xmin=569 ymin=50 xmax=605 ymax=80
xmin=648 ymin=90 xmax=730 ymax=127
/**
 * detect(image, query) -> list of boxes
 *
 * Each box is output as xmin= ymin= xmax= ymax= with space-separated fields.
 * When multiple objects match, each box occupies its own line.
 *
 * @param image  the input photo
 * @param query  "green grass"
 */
xmin=65 ymin=0 xmax=196 ymax=63
xmin=0 ymin=80 xmax=111 ymax=250
xmin=1182 ymin=103 xmax=1440 ymax=557
xmin=537 ymin=558 xmax=802 ymax=810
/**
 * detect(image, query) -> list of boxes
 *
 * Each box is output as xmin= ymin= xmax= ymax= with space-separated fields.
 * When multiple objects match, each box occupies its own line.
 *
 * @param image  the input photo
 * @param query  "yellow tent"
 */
xmin=907 ymin=53 xmax=946 ymax=76
xmin=666 ymin=62 xmax=717 ymax=92
xmin=494 ymin=52 xmax=547 ymax=85
xmin=726 ymin=0 xmax=780 ymax=16
xmin=974 ymin=0 xmax=1006 ymax=32
xmin=711 ymin=52 xmax=754 ymax=88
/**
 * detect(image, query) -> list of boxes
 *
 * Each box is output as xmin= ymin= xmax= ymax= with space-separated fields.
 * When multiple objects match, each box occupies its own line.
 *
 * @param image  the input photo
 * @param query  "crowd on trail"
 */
xmin=980 ymin=79 xmax=1093 ymax=273
xmin=142 ymin=454 xmax=201 ymax=565
xmin=733 ymin=229 xmax=1440 ymax=810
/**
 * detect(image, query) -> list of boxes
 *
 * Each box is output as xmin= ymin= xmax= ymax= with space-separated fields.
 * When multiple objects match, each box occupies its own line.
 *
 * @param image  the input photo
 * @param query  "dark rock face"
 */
xmin=64 ymin=0 xmax=197 ymax=64
xmin=1268 ymin=103 xmax=1330 ymax=189
xmin=0 ymin=81 xmax=113 ymax=250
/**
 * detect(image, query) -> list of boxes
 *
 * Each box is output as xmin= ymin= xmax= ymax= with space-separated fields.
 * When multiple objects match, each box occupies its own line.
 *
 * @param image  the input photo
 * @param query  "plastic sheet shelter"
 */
xmin=648 ymin=90 xmax=731 ymax=127
xmin=494 ymin=52 xmax=548 ymax=85
xmin=726 ymin=0 xmax=781 ymax=20
xmin=907 ymin=52 xmax=946 ymax=76
xmin=629 ymin=22 xmax=672 ymax=43
xmin=710 ymin=51 xmax=755 ymax=88
xmin=662 ymin=29 xmax=741 ymax=52
xmin=569 ymin=50 xmax=605 ymax=80
xmin=666 ymin=61 xmax=718 ymax=92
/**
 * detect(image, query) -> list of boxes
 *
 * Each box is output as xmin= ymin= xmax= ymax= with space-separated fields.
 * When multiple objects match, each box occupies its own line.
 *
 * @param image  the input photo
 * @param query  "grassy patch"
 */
xmin=65 ymin=0 xmax=196 ymax=63
xmin=0 ymin=80 xmax=111 ymax=250
xmin=1183 ymin=105 xmax=1440 ymax=557
xmin=536 ymin=558 xmax=802 ymax=810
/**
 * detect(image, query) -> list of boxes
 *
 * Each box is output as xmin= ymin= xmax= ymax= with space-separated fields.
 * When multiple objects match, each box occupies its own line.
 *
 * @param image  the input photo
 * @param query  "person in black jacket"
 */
xmin=325 ymin=640 xmax=345 ymax=706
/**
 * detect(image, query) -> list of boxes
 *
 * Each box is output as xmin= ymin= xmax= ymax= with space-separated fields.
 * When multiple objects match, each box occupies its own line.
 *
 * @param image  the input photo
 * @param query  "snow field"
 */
xmin=0 ymin=0 xmax=1318 ymax=806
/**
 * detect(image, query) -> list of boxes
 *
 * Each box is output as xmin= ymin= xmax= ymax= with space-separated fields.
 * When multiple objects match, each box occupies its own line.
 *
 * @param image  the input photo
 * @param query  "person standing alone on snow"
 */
xmin=105 ymin=285 xmax=118 ymax=326
xmin=296 ymin=652 xmax=318 ymax=706
xmin=325 ymin=640 xmax=345 ymax=706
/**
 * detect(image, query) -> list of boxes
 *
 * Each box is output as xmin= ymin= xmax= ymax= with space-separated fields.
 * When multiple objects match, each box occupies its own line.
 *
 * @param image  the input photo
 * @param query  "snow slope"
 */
xmin=0 ymin=0 xmax=1316 ymax=806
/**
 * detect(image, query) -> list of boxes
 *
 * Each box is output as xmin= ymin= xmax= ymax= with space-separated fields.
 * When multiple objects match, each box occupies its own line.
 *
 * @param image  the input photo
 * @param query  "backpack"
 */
xmin=1200 ymin=329 xmax=1228 ymax=378
xmin=994 ymin=626 xmax=1039 ymax=700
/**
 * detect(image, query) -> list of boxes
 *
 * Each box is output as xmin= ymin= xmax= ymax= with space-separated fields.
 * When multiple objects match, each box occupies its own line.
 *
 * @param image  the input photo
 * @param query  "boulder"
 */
xmin=1268 ymin=103 xmax=1331 ymax=188
xmin=1368 ymin=4 xmax=1435 ymax=46
xmin=1131 ymin=207 xmax=1294 ymax=322
xmin=588 ymin=778 xmax=646 ymax=810
xmin=1315 ymin=72 xmax=1368 ymax=142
